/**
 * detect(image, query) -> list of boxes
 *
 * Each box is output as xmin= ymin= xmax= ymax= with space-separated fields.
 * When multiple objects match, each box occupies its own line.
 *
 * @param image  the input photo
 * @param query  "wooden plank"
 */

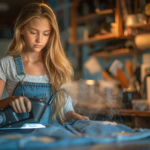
xmin=115 ymin=0 xmax=119 ymax=37
xmin=70 ymin=34 xmax=134 ymax=45
xmin=71 ymin=34 xmax=116 ymax=45
xmin=90 ymin=48 xmax=132 ymax=58
xmin=127 ymin=23 xmax=150 ymax=30
xmin=76 ymin=9 xmax=115 ymax=23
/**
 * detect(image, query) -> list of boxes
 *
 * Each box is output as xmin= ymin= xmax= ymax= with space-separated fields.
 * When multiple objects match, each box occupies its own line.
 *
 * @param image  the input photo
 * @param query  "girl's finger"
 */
xmin=82 ymin=116 xmax=90 ymax=120
xmin=19 ymin=97 xmax=26 ymax=113
xmin=11 ymin=101 xmax=18 ymax=113
xmin=15 ymin=99 xmax=22 ymax=113
xmin=77 ymin=115 xmax=84 ymax=120
xmin=24 ymin=97 xmax=31 ymax=112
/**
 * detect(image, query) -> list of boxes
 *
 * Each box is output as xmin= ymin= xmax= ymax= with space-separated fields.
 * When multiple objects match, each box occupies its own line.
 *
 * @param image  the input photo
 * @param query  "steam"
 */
xmin=62 ymin=79 xmax=124 ymax=122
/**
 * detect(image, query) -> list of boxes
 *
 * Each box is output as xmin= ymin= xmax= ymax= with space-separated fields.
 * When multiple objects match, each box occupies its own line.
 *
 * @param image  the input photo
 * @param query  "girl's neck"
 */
xmin=21 ymin=51 xmax=43 ymax=63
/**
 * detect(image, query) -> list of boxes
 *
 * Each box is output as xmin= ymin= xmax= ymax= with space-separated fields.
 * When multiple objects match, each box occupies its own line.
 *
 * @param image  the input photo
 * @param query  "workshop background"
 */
xmin=1 ymin=0 xmax=150 ymax=129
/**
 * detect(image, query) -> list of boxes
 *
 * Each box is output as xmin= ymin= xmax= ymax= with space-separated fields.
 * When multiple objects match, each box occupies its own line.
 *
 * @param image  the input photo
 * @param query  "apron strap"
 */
xmin=47 ymin=89 xmax=66 ymax=106
xmin=13 ymin=54 xmax=25 ymax=76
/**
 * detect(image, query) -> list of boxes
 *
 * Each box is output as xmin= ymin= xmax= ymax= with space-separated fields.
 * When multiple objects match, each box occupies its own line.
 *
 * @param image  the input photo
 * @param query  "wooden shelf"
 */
xmin=90 ymin=48 xmax=137 ymax=58
xmin=127 ymin=23 xmax=150 ymax=30
xmin=119 ymin=35 xmax=134 ymax=39
xmin=76 ymin=9 xmax=115 ymax=23
xmin=70 ymin=34 xmax=134 ymax=45
xmin=71 ymin=0 xmax=130 ymax=45
xmin=71 ymin=34 xmax=116 ymax=45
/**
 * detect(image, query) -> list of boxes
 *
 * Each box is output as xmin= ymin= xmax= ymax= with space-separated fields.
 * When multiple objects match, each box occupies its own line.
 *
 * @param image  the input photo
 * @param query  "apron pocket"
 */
xmin=22 ymin=93 xmax=48 ymax=101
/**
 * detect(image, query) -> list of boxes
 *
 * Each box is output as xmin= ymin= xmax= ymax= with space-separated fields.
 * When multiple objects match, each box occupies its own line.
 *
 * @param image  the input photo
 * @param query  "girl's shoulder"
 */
xmin=0 ymin=55 xmax=14 ymax=63
xmin=0 ymin=55 xmax=15 ymax=69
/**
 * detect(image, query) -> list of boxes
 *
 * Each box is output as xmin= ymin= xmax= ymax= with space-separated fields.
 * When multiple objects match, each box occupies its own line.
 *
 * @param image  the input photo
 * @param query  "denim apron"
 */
xmin=12 ymin=55 xmax=62 ymax=125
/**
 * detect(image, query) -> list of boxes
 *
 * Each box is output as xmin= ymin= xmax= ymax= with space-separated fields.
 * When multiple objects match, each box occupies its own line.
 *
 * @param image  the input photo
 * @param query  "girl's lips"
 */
xmin=34 ymin=45 xmax=42 ymax=48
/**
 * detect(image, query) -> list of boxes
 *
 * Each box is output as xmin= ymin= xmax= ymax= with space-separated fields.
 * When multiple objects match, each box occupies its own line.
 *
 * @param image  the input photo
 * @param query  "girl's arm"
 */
xmin=65 ymin=111 xmax=89 ymax=122
xmin=0 ymin=79 xmax=9 ymax=109
xmin=64 ymin=96 xmax=89 ymax=122
xmin=0 ymin=79 xmax=5 ymax=100
xmin=0 ymin=79 xmax=31 ymax=112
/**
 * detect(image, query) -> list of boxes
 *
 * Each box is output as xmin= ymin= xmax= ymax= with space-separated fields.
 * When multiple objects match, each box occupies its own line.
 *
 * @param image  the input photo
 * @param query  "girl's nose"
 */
xmin=36 ymin=33 xmax=42 ymax=43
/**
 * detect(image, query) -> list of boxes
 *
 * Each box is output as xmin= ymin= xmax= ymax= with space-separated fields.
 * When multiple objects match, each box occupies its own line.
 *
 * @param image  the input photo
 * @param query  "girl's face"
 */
xmin=20 ymin=17 xmax=51 ymax=53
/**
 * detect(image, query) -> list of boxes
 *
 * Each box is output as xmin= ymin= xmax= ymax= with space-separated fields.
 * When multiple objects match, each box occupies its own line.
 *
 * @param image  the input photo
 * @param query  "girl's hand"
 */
xmin=72 ymin=112 xmax=90 ymax=121
xmin=7 ymin=96 xmax=31 ymax=113
xmin=65 ymin=111 xmax=89 ymax=122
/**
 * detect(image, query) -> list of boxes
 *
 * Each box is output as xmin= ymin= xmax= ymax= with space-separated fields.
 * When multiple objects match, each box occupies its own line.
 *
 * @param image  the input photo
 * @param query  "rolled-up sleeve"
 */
xmin=64 ymin=95 xmax=74 ymax=114
xmin=0 ymin=58 xmax=6 ymax=82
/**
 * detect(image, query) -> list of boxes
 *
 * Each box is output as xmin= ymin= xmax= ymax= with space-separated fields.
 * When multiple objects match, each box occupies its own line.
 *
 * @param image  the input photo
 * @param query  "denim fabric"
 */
xmin=13 ymin=55 xmax=25 ymax=76
xmin=12 ymin=55 xmax=59 ymax=125
xmin=1 ymin=120 xmax=150 ymax=149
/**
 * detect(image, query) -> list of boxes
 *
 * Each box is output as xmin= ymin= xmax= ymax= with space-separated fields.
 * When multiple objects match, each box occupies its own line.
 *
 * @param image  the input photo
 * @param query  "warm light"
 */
xmin=95 ymin=8 xmax=101 ymax=13
xmin=86 ymin=80 xmax=95 ymax=85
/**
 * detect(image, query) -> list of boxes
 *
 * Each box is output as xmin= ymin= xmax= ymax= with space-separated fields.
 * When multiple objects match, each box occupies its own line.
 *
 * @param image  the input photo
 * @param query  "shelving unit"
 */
xmin=71 ymin=0 xmax=134 ymax=45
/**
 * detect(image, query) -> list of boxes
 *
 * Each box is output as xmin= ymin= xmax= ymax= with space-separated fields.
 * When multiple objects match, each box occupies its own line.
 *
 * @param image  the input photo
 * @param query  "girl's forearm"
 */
xmin=0 ymin=97 xmax=9 ymax=110
xmin=65 ymin=111 xmax=75 ymax=122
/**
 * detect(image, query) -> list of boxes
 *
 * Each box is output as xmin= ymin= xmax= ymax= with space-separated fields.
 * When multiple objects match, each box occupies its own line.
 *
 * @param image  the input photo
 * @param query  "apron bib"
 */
xmin=12 ymin=55 xmax=63 ymax=125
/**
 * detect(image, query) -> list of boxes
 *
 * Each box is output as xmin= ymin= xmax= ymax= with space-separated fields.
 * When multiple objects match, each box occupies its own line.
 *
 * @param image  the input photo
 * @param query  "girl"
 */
xmin=0 ymin=2 xmax=89 ymax=125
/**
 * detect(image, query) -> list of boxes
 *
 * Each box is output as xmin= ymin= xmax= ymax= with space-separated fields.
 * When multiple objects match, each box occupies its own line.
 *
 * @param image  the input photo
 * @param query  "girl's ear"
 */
xmin=20 ymin=27 xmax=24 ymax=35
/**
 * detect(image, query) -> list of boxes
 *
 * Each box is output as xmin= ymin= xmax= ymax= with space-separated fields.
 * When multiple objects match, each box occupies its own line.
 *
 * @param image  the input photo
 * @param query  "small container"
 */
xmin=132 ymin=100 xmax=149 ymax=111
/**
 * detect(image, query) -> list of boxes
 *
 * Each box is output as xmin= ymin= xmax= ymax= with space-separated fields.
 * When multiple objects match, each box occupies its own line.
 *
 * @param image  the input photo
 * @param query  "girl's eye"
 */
xmin=31 ymin=32 xmax=37 ymax=34
xmin=44 ymin=34 xmax=50 ymax=36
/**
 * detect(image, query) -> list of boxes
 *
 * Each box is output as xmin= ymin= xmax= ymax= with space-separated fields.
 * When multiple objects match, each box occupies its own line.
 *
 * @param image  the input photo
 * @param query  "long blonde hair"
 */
xmin=5 ymin=2 xmax=74 ymax=124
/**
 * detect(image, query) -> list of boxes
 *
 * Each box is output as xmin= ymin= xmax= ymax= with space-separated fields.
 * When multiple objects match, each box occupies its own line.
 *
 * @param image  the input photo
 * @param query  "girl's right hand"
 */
xmin=7 ymin=96 xmax=31 ymax=113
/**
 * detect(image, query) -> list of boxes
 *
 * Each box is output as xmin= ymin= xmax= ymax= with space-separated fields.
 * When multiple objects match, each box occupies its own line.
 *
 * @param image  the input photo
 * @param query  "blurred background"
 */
xmin=1 ymin=0 xmax=150 ymax=128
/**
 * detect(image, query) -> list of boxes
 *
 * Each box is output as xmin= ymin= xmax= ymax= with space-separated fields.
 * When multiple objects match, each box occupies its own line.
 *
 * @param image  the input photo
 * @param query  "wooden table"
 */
xmin=74 ymin=101 xmax=150 ymax=128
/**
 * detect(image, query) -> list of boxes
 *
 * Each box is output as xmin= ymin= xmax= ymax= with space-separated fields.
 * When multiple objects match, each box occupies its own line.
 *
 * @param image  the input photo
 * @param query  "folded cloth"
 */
xmin=1 ymin=120 xmax=150 ymax=150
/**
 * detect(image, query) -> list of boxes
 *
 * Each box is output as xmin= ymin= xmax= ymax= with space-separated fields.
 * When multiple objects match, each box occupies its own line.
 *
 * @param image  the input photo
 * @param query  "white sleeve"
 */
xmin=64 ymin=95 xmax=74 ymax=114
xmin=0 ymin=57 xmax=6 ymax=82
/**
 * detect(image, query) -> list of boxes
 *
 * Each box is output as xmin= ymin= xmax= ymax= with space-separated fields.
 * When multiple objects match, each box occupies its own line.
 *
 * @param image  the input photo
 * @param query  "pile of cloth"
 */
xmin=0 ymin=120 xmax=150 ymax=149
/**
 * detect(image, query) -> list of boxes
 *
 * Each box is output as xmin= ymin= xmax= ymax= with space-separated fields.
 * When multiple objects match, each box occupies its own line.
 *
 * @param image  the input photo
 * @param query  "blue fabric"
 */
xmin=1 ymin=120 xmax=150 ymax=149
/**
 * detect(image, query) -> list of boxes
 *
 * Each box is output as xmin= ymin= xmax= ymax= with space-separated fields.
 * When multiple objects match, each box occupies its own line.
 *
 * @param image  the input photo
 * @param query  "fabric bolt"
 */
xmin=0 ymin=55 xmax=74 ymax=115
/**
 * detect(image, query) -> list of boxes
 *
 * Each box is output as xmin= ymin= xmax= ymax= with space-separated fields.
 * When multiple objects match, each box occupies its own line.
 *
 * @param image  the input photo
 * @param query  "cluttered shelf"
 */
xmin=72 ymin=33 xmax=115 ymax=45
xmin=90 ymin=48 xmax=141 ymax=58
xmin=71 ymin=0 xmax=136 ymax=45
xmin=74 ymin=101 xmax=150 ymax=117
xmin=76 ymin=9 xmax=115 ymax=23
xmin=72 ymin=34 xmax=134 ymax=45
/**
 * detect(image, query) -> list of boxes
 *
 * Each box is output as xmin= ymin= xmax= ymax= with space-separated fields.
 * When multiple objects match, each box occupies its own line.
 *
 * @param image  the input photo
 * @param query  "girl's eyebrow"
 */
xmin=30 ymin=28 xmax=51 ymax=32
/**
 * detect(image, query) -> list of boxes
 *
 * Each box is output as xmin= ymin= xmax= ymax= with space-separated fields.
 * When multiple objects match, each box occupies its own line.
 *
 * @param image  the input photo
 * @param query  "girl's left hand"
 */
xmin=72 ymin=112 xmax=90 ymax=120
xmin=65 ymin=111 xmax=89 ymax=122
